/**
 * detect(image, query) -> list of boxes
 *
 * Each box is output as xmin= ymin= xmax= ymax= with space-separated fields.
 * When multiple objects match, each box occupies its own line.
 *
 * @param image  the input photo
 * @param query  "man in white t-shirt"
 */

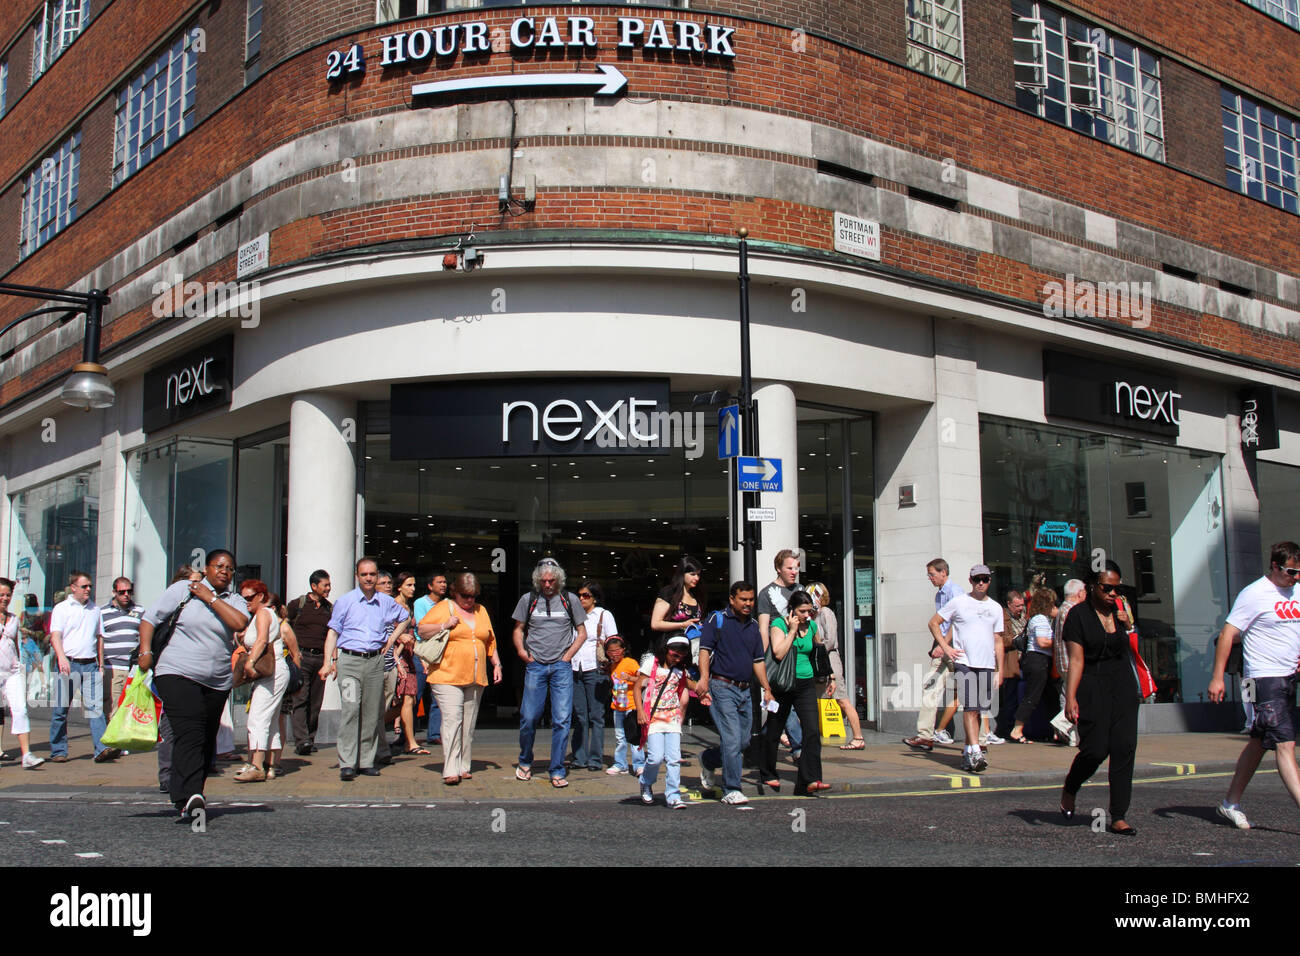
xmin=48 ymin=571 xmax=109 ymax=762
xmin=930 ymin=564 xmax=1004 ymax=773
xmin=1209 ymin=541 xmax=1300 ymax=829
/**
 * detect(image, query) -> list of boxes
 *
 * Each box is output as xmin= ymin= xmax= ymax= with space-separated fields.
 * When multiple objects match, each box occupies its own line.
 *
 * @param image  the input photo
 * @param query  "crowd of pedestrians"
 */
xmin=2 ymin=538 xmax=1297 ymax=834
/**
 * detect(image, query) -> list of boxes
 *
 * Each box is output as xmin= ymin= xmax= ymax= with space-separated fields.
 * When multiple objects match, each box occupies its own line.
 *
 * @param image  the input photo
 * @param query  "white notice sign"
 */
xmin=833 ymin=212 xmax=881 ymax=262
xmin=746 ymin=507 xmax=776 ymax=523
xmin=237 ymin=233 xmax=270 ymax=279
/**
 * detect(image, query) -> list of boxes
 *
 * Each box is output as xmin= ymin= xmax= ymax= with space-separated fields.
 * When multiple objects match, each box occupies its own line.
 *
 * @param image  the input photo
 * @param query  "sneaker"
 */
xmin=605 ymin=766 xmax=628 ymax=775
xmin=93 ymin=748 xmax=122 ymax=762
xmin=933 ymin=730 xmax=954 ymax=744
xmin=667 ymin=798 xmax=686 ymax=810
xmin=699 ymin=762 xmax=717 ymax=791
xmin=721 ymin=790 xmax=749 ymax=805
xmin=233 ymin=765 xmax=266 ymax=783
xmin=982 ymin=733 xmax=1005 ymax=745
xmin=960 ymin=751 xmax=974 ymax=772
xmin=640 ymin=784 xmax=654 ymax=805
xmin=181 ymin=793 xmax=205 ymax=819
xmin=971 ymin=750 xmax=988 ymax=773
xmin=1217 ymin=801 xmax=1251 ymax=829
xmin=22 ymin=753 xmax=45 ymax=769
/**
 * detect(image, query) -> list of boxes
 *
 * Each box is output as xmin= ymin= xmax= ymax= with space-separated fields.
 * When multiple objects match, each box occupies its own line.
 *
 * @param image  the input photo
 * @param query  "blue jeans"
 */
xmin=569 ymin=669 xmax=605 ymax=769
xmin=519 ymin=660 xmax=574 ymax=778
xmin=49 ymin=660 xmax=107 ymax=757
xmin=701 ymin=679 xmax=751 ymax=792
xmin=785 ymin=707 xmax=803 ymax=751
xmin=640 ymin=731 xmax=682 ymax=803
xmin=612 ymin=708 xmax=643 ymax=772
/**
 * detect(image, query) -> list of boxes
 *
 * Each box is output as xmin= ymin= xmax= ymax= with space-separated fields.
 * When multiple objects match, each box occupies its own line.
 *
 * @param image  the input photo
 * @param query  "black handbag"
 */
xmin=812 ymin=641 xmax=833 ymax=682
xmin=765 ymin=623 xmax=798 ymax=694
xmin=285 ymin=652 xmax=304 ymax=695
xmin=150 ymin=594 xmax=194 ymax=662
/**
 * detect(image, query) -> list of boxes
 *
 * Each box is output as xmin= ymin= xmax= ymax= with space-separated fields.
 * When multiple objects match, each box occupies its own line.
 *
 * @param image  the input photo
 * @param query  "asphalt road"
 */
xmin=4 ymin=769 xmax=1297 ymax=868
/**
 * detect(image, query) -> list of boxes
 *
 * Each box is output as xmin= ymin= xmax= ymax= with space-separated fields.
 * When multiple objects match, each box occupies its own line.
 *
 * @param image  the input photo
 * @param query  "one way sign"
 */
xmin=737 ymin=456 xmax=783 ymax=493
xmin=717 ymin=405 xmax=740 ymax=459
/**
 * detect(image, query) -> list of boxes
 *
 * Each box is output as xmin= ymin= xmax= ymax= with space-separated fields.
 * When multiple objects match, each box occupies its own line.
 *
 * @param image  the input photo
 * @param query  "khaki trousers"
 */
xmin=430 ymin=683 xmax=484 ymax=778
xmin=914 ymin=656 xmax=954 ymax=738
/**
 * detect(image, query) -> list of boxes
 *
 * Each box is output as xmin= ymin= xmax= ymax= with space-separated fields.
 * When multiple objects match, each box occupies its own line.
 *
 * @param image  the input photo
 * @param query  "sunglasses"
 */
xmin=578 ymin=592 xmax=592 ymax=599
xmin=1098 ymin=584 xmax=1120 ymax=594
xmin=971 ymin=576 xmax=990 ymax=584
xmin=115 ymin=588 xmax=133 ymax=594
xmin=1281 ymin=567 xmax=1300 ymax=577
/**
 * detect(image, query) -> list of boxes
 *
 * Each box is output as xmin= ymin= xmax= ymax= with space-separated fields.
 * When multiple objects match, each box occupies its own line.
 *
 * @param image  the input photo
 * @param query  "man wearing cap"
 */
xmin=697 ymin=581 xmax=774 ymax=805
xmin=512 ymin=558 xmax=587 ymax=787
xmin=930 ymin=565 xmax=1004 ymax=773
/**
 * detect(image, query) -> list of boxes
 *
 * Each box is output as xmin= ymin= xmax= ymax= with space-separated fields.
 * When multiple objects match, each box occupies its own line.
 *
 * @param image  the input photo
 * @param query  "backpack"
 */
xmin=522 ymin=590 xmax=581 ymax=636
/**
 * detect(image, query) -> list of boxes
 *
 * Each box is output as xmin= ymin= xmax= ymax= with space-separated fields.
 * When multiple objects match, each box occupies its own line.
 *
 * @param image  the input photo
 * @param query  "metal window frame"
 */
xmin=1222 ymin=88 xmax=1300 ymax=213
xmin=907 ymin=0 xmax=967 ymax=85
xmin=112 ymin=31 xmax=198 ymax=187
xmin=20 ymin=132 xmax=80 ymax=258
xmin=1013 ymin=15 xmax=1047 ymax=88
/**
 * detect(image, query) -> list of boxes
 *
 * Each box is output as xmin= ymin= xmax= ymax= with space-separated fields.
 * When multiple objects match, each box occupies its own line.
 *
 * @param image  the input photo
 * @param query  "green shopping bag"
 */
xmin=100 ymin=667 xmax=162 ymax=752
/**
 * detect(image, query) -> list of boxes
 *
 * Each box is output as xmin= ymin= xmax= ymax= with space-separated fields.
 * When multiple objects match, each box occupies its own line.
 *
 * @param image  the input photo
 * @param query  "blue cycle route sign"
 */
xmin=737 ymin=456 xmax=782 ymax=493
xmin=718 ymin=405 xmax=740 ymax=459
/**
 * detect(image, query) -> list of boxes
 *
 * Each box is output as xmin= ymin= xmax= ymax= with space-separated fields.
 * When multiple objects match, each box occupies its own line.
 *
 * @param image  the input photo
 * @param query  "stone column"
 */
xmin=730 ymin=382 xmax=800 ymax=585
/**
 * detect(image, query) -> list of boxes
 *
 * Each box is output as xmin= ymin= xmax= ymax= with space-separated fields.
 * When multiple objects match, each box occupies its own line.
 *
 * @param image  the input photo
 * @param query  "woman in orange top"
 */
xmin=419 ymin=571 xmax=502 ymax=785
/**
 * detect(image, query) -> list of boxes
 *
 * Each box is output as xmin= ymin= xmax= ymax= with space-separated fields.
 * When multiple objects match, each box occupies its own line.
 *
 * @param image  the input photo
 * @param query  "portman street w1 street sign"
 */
xmin=717 ymin=405 xmax=740 ymax=459
xmin=737 ymin=456 xmax=782 ymax=493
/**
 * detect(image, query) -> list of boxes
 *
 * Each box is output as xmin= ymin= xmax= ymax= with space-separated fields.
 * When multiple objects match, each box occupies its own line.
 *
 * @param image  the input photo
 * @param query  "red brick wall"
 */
xmin=1 ymin=4 xmax=1298 ymax=405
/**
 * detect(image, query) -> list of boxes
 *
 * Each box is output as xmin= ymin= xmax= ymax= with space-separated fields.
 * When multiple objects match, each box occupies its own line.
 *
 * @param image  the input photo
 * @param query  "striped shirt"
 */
xmin=101 ymin=601 xmax=146 ymax=668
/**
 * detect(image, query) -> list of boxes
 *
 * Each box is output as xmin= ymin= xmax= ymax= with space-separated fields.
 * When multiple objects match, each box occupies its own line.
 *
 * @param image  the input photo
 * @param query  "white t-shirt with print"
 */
xmin=938 ymin=594 xmax=1004 ymax=670
xmin=1227 ymin=576 xmax=1300 ymax=680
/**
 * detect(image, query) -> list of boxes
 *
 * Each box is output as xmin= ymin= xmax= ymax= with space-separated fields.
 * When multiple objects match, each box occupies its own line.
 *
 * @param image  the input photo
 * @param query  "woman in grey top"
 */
xmin=807 ymin=582 xmax=865 ymax=750
xmin=137 ymin=550 xmax=249 ymax=820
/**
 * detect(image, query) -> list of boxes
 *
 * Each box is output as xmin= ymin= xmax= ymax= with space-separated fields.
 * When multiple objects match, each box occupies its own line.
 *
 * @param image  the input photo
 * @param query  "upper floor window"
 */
xmin=1 ymin=60 xmax=8 ymax=118
xmin=112 ymin=31 xmax=198 ymax=186
xmin=31 ymin=0 xmax=88 ymax=81
xmin=906 ymin=0 xmax=965 ymax=86
xmin=378 ymin=0 xmax=685 ymax=20
xmin=1222 ymin=88 xmax=1299 ymax=214
xmin=20 ymin=131 xmax=80 ymax=258
xmin=1012 ymin=1 xmax=1165 ymax=162
xmin=1242 ymin=0 xmax=1300 ymax=31
xmin=245 ymin=0 xmax=264 ymax=84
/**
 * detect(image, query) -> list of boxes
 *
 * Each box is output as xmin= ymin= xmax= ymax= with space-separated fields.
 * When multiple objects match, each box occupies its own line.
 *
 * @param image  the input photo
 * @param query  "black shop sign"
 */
xmin=142 ymin=336 xmax=233 ymax=433
xmin=391 ymin=379 xmax=672 ymax=459
xmin=1043 ymin=350 xmax=1181 ymax=438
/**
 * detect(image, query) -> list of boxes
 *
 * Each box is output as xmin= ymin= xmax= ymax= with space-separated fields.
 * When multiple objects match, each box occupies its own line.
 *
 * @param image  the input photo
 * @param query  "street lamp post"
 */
xmin=736 ymin=228 xmax=758 ymax=586
xmin=0 ymin=283 xmax=114 ymax=409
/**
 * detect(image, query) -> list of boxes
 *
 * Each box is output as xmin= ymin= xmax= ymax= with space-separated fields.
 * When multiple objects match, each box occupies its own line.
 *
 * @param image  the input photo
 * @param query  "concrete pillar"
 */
xmin=96 ymin=430 xmax=128 ymax=595
xmin=873 ymin=318 xmax=984 ymax=732
xmin=286 ymin=392 xmax=357 ymax=745
xmin=730 ymin=382 xmax=799 ymax=586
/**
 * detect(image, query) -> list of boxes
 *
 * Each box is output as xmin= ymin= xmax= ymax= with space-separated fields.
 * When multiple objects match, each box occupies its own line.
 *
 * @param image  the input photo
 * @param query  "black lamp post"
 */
xmin=0 ymin=282 xmax=114 ymax=409
xmin=735 ymin=228 xmax=758 ymax=586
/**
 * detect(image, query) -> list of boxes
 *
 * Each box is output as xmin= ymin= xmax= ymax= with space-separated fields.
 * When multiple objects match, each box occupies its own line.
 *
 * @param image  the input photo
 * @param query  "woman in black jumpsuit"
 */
xmin=1059 ymin=562 xmax=1139 ymax=836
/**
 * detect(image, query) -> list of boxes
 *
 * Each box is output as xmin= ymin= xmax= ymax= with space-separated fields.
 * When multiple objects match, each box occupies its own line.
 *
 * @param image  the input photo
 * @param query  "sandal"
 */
xmin=840 ymin=738 xmax=866 ymax=750
xmin=406 ymin=747 xmax=431 ymax=756
xmin=515 ymin=765 xmax=532 ymax=781
xmin=443 ymin=776 xmax=460 ymax=786
xmin=460 ymin=771 xmax=472 ymax=779
xmin=762 ymin=778 xmax=781 ymax=792
xmin=1009 ymin=734 xmax=1032 ymax=744
xmin=807 ymin=781 xmax=832 ymax=792
xmin=551 ymin=776 xmax=569 ymax=788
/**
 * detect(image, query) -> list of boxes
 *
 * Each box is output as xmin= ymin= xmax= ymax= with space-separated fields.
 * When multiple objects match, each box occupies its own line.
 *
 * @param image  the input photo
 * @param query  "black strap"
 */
xmin=522 ymin=590 xmax=581 ymax=636
xmin=646 ymin=659 xmax=677 ymax=719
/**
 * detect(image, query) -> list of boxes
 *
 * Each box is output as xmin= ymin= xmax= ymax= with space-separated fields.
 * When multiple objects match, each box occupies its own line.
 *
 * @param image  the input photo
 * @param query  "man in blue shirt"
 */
xmin=697 ymin=581 xmax=773 ymax=805
xmin=412 ymin=568 xmax=448 ymax=747
xmin=320 ymin=558 xmax=411 ymax=780
xmin=904 ymin=558 xmax=963 ymax=751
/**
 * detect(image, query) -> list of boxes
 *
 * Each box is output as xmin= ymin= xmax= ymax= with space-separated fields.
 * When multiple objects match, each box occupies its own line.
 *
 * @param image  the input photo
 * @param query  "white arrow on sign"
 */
xmin=412 ymin=64 xmax=627 ymax=98
xmin=722 ymin=411 xmax=737 ymax=449
xmin=741 ymin=458 xmax=778 ymax=482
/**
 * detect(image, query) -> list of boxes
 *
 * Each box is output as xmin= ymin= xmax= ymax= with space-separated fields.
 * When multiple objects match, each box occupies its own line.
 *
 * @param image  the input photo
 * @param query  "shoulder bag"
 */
xmin=231 ymin=609 xmax=277 ymax=687
xmin=810 ymin=621 xmax=833 ymax=682
xmin=414 ymin=599 xmax=455 ymax=668
xmin=638 ymin=659 xmax=680 ymax=749
xmin=765 ymin=621 xmax=799 ymax=694
xmin=150 ymin=593 xmax=194 ymax=662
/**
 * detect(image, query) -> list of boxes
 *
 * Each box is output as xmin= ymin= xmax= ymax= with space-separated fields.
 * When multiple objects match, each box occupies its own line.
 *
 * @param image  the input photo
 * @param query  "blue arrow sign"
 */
xmin=717 ymin=405 xmax=740 ymax=459
xmin=737 ymin=456 xmax=782 ymax=493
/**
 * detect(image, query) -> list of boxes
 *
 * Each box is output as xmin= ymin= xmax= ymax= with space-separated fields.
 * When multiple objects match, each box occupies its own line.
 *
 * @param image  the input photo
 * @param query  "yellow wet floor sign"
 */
xmin=819 ymin=698 xmax=846 ymax=739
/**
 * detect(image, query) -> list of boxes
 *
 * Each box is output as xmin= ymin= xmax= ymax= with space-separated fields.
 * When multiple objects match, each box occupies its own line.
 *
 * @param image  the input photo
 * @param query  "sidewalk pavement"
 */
xmin=0 ymin=713 xmax=1257 ymax=805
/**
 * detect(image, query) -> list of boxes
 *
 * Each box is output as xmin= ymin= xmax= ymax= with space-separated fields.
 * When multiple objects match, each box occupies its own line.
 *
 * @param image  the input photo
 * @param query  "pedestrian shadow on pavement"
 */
xmin=1152 ymin=804 xmax=1300 ymax=836
xmin=131 ymin=804 xmax=275 ymax=822
xmin=1006 ymin=808 xmax=1076 ymax=828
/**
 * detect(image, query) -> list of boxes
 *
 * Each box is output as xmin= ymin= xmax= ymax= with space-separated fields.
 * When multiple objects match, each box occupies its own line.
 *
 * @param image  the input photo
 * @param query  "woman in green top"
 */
xmin=760 ymin=589 xmax=830 ymax=795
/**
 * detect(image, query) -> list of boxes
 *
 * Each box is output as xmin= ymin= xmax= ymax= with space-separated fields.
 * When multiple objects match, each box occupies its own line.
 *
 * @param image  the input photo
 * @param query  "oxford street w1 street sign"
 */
xmin=737 ymin=456 xmax=782 ymax=493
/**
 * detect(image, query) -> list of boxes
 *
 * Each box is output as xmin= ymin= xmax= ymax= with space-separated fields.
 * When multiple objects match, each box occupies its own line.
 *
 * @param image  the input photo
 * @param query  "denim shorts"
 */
xmin=954 ymin=664 xmax=995 ymax=713
xmin=1249 ymin=676 xmax=1297 ymax=751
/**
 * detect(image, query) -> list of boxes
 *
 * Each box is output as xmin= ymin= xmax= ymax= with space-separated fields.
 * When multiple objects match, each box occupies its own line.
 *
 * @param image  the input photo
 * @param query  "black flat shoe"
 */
xmin=1107 ymin=823 xmax=1137 ymax=837
xmin=1060 ymin=804 xmax=1073 ymax=819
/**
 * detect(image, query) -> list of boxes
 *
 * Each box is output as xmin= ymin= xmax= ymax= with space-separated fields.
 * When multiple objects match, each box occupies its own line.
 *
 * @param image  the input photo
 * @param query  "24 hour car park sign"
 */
xmin=324 ymin=15 xmax=737 ymax=87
